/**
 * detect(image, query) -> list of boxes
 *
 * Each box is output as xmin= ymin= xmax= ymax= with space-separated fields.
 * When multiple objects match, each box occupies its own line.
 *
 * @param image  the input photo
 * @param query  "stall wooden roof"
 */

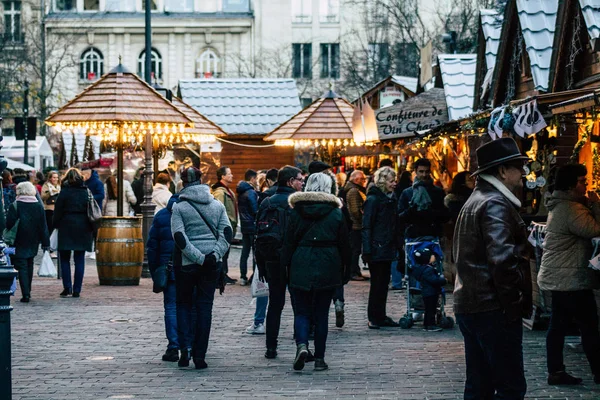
xmin=171 ymin=96 xmax=226 ymax=137
xmin=46 ymin=64 xmax=192 ymax=126
xmin=264 ymin=90 xmax=354 ymax=141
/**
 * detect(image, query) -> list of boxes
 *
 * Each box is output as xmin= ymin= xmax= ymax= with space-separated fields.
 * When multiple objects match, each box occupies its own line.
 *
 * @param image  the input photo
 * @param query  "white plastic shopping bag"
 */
xmin=251 ymin=265 xmax=269 ymax=298
xmin=49 ymin=230 xmax=58 ymax=252
xmin=38 ymin=251 xmax=57 ymax=278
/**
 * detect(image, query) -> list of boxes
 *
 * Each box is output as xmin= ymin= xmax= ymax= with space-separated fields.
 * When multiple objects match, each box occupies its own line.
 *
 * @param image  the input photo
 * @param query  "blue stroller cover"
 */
xmin=406 ymin=240 xmax=444 ymax=270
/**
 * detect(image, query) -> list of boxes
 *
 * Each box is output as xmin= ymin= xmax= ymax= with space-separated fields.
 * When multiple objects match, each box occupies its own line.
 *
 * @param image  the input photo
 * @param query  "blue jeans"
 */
xmin=254 ymin=295 xmax=268 ymax=325
xmin=456 ymin=310 xmax=526 ymax=400
xmin=60 ymin=250 xmax=85 ymax=293
xmin=175 ymin=265 xmax=217 ymax=360
xmin=163 ymin=269 xmax=179 ymax=350
xmin=240 ymin=234 xmax=255 ymax=280
xmin=291 ymin=288 xmax=334 ymax=359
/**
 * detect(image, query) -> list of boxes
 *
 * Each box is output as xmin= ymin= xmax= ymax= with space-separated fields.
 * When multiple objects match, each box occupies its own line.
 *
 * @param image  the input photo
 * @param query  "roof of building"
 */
xmin=178 ymin=79 xmax=302 ymax=136
xmin=481 ymin=9 xmax=503 ymax=69
xmin=265 ymin=90 xmax=354 ymax=141
xmin=580 ymin=0 xmax=600 ymax=42
xmin=171 ymin=96 xmax=226 ymax=137
xmin=391 ymin=75 xmax=418 ymax=94
xmin=516 ymin=0 xmax=558 ymax=92
xmin=437 ymin=54 xmax=477 ymax=120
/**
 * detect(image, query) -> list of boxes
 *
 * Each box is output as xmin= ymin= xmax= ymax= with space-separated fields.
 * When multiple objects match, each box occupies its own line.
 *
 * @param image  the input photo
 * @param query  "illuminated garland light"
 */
xmin=275 ymin=139 xmax=358 ymax=148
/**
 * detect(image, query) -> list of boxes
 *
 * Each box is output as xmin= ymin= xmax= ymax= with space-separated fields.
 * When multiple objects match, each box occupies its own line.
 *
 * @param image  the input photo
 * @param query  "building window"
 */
xmin=105 ymin=0 xmax=136 ymax=11
xmin=319 ymin=0 xmax=339 ymax=23
xmin=221 ymin=0 xmax=249 ymax=12
xmin=83 ymin=0 xmax=99 ymax=11
xmin=320 ymin=43 xmax=340 ymax=79
xmin=292 ymin=0 xmax=311 ymax=23
xmin=394 ymin=42 xmax=418 ymax=77
xmin=196 ymin=49 xmax=220 ymax=78
xmin=53 ymin=0 xmax=76 ymax=12
xmin=80 ymin=47 xmax=104 ymax=81
xmin=292 ymin=43 xmax=312 ymax=79
xmin=368 ymin=43 xmax=390 ymax=81
xmin=138 ymin=48 xmax=163 ymax=81
xmin=2 ymin=1 xmax=22 ymax=43
xmin=164 ymin=0 xmax=193 ymax=12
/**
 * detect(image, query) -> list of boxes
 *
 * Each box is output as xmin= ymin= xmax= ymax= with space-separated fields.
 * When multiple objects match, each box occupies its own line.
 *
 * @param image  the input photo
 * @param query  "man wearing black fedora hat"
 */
xmin=453 ymin=137 xmax=533 ymax=398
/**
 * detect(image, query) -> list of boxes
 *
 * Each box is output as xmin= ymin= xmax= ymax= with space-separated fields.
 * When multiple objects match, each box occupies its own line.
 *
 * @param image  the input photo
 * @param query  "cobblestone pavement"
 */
xmin=8 ymin=247 xmax=600 ymax=399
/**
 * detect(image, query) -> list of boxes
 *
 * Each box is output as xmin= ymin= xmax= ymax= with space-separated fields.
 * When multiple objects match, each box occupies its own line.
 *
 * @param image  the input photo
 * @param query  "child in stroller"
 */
xmin=411 ymin=247 xmax=447 ymax=332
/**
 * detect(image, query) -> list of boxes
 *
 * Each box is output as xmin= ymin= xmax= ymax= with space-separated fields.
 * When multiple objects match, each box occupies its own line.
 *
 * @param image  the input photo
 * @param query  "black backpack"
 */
xmin=255 ymin=197 xmax=288 ymax=262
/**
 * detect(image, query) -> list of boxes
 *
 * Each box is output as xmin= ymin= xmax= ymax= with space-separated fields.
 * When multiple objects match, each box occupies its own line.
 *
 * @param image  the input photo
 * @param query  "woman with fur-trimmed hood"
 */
xmin=281 ymin=172 xmax=351 ymax=372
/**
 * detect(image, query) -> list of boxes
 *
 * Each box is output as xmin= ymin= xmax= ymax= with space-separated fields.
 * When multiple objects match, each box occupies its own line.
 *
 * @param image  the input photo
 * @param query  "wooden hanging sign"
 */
xmin=376 ymin=88 xmax=449 ymax=139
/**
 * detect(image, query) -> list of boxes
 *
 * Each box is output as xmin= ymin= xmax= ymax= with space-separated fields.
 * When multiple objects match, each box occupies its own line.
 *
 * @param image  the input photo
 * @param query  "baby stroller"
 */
xmin=398 ymin=237 xmax=454 ymax=330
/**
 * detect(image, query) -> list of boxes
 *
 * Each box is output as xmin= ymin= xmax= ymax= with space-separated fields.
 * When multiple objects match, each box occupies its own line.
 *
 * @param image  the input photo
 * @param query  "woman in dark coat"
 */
xmin=53 ymin=168 xmax=94 ymax=298
xmin=147 ymin=194 xmax=180 ymax=362
xmin=362 ymin=166 xmax=400 ymax=329
xmin=282 ymin=172 xmax=351 ymax=372
xmin=6 ymin=182 xmax=50 ymax=302
xmin=444 ymin=171 xmax=474 ymax=221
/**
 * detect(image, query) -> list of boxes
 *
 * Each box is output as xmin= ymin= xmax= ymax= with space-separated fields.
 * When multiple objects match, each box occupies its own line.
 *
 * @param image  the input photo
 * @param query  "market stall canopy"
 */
xmin=45 ymin=64 xmax=193 ymax=130
xmin=2 ymin=136 xmax=54 ymax=170
xmin=438 ymin=54 xmax=477 ymax=120
xmin=4 ymin=157 xmax=36 ymax=171
xmin=376 ymin=88 xmax=449 ymax=140
xmin=264 ymin=89 xmax=354 ymax=144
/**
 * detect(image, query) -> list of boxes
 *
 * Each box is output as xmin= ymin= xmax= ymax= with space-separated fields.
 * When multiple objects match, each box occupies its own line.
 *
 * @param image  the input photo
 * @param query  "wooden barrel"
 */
xmin=96 ymin=216 xmax=144 ymax=286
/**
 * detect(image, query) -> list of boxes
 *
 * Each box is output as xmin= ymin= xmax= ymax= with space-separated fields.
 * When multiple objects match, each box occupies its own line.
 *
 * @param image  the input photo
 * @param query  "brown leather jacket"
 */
xmin=453 ymin=180 xmax=532 ymax=322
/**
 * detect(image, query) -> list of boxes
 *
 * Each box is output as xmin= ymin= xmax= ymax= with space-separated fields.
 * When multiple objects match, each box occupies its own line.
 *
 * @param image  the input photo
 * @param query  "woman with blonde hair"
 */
xmin=41 ymin=170 xmax=61 ymax=234
xmin=6 ymin=181 xmax=50 ymax=302
xmin=362 ymin=166 xmax=400 ymax=329
xmin=53 ymin=168 xmax=94 ymax=297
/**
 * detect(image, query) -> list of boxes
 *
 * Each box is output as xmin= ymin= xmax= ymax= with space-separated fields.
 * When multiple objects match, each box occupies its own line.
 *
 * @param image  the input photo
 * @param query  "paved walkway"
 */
xmin=9 ymin=247 xmax=600 ymax=399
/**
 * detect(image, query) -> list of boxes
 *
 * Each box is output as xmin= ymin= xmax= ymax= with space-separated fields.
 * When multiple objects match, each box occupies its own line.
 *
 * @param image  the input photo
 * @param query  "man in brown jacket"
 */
xmin=453 ymin=138 xmax=532 ymax=399
xmin=345 ymin=170 xmax=368 ymax=280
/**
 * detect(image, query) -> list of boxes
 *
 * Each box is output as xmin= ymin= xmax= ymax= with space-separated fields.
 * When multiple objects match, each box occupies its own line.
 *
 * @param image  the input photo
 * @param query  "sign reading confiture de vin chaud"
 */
xmin=376 ymin=88 xmax=449 ymax=140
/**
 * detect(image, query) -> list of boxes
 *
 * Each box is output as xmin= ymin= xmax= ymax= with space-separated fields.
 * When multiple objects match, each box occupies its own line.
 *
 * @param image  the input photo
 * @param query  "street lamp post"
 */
xmin=0 ymin=116 xmax=17 ymax=399
xmin=141 ymin=0 xmax=155 ymax=278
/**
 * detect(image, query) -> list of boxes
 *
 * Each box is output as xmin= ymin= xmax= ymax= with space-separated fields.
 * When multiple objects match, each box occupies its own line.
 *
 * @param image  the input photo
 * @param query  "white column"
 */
xmin=108 ymin=34 xmax=116 ymax=69
xmin=168 ymin=33 xmax=177 ymax=88
xmin=184 ymin=33 xmax=193 ymax=78
xmin=123 ymin=33 xmax=132 ymax=71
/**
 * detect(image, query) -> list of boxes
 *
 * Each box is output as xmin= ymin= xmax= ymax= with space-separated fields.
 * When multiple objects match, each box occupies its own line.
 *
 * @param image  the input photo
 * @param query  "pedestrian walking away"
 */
xmin=453 ymin=137 xmax=532 ymax=399
xmin=6 ymin=182 xmax=50 ymax=302
xmin=282 ymin=172 xmax=351 ymax=371
xmin=53 ymin=168 xmax=95 ymax=298
xmin=171 ymin=167 xmax=232 ymax=370
xmin=538 ymin=164 xmax=600 ymax=385
xmin=41 ymin=170 xmax=61 ymax=235
xmin=255 ymin=165 xmax=303 ymax=359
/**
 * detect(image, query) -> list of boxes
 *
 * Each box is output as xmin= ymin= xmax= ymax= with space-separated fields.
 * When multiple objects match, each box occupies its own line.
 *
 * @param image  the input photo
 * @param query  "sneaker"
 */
xmin=20 ymin=297 xmax=30 ymax=303
xmin=306 ymin=349 xmax=315 ymax=363
xmin=314 ymin=358 xmax=329 ymax=371
xmin=293 ymin=344 xmax=309 ymax=371
xmin=239 ymin=277 xmax=248 ymax=286
xmin=334 ymin=300 xmax=345 ymax=328
xmin=178 ymin=349 xmax=190 ymax=367
xmin=548 ymin=371 xmax=583 ymax=385
xmin=265 ymin=348 xmax=277 ymax=359
xmin=245 ymin=323 xmax=265 ymax=335
xmin=72 ymin=292 xmax=80 ymax=298
xmin=423 ymin=325 xmax=443 ymax=332
xmin=224 ymin=275 xmax=237 ymax=285
xmin=60 ymin=288 xmax=72 ymax=298
xmin=162 ymin=348 xmax=179 ymax=362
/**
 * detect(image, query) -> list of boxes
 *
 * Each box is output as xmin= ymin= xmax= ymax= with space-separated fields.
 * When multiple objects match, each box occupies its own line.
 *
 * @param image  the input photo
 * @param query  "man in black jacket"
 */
xmin=255 ymin=165 xmax=303 ymax=359
xmin=453 ymin=138 xmax=532 ymax=399
xmin=397 ymin=158 xmax=449 ymax=239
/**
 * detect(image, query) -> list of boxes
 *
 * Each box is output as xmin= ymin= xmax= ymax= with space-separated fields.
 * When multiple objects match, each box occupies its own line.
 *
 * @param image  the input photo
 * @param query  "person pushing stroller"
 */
xmin=411 ymin=247 xmax=447 ymax=332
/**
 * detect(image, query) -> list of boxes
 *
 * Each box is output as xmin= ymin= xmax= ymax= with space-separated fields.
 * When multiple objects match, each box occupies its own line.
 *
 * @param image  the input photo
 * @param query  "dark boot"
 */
xmin=548 ymin=371 xmax=583 ymax=385
xmin=162 ymin=348 xmax=179 ymax=362
xmin=314 ymin=358 xmax=329 ymax=371
xmin=265 ymin=348 xmax=277 ymax=359
xmin=178 ymin=349 xmax=190 ymax=367
xmin=293 ymin=344 xmax=308 ymax=371
xmin=60 ymin=288 xmax=72 ymax=297
xmin=193 ymin=358 xmax=208 ymax=369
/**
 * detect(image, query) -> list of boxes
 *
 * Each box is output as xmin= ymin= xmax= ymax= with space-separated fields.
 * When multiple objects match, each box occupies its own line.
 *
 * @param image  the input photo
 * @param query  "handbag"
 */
xmin=152 ymin=262 xmax=170 ymax=293
xmin=46 ymin=193 xmax=59 ymax=205
xmin=2 ymin=203 xmax=19 ymax=246
xmin=87 ymin=189 xmax=102 ymax=223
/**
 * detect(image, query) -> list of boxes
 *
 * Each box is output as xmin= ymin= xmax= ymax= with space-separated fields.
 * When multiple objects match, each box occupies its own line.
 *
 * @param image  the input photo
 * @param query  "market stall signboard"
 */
xmin=376 ymin=87 xmax=448 ymax=139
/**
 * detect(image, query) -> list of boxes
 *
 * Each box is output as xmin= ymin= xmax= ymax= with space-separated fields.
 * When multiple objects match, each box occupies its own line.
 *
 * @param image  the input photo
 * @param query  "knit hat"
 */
xmin=181 ymin=167 xmax=202 ymax=187
xmin=308 ymin=160 xmax=331 ymax=174
xmin=413 ymin=247 xmax=433 ymax=265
